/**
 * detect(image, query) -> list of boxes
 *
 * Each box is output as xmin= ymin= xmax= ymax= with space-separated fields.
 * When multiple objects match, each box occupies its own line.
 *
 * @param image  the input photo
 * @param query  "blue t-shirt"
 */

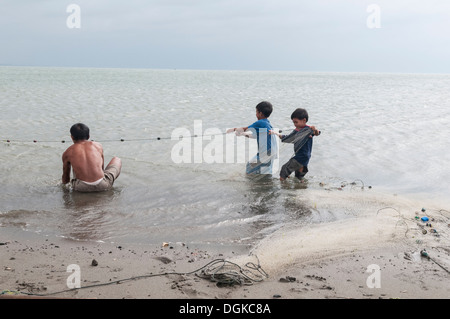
xmin=248 ymin=119 xmax=275 ymax=158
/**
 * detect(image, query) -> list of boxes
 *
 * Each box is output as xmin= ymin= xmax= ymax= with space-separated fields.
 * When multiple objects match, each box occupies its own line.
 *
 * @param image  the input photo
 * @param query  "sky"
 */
xmin=1 ymin=0 xmax=450 ymax=73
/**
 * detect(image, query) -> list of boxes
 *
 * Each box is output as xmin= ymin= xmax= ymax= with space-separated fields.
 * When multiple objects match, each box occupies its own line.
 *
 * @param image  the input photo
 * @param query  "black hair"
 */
xmin=256 ymin=101 xmax=273 ymax=118
xmin=291 ymin=108 xmax=309 ymax=122
xmin=70 ymin=123 xmax=90 ymax=141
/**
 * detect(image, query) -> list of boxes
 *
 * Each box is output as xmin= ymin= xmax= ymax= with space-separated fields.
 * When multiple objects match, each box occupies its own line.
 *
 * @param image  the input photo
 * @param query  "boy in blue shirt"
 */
xmin=271 ymin=108 xmax=319 ymax=181
xmin=228 ymin=101 xmax=277 ymax=174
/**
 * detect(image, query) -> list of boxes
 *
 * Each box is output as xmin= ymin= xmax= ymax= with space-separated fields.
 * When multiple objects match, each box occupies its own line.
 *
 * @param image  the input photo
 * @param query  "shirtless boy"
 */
xmin=62 ymin=123 xmax=122 ymax=192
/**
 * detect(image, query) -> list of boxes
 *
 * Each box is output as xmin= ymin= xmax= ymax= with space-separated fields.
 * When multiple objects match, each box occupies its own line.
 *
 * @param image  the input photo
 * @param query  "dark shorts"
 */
xmin=280 ymin=158 xmax=308 ymax=180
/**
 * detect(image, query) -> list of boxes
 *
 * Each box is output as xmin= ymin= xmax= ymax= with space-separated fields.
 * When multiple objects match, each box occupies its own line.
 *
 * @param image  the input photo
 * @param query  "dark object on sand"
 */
xmin=279 ymin=276 xmax=296 ymax=283
xmin=154 ymin=256 xmax=173 ymax=264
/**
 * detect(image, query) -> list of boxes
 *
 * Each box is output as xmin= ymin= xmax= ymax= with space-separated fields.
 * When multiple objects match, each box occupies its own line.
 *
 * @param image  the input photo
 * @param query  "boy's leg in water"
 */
xmin=280 ymin=158 xmax=302 ymax=181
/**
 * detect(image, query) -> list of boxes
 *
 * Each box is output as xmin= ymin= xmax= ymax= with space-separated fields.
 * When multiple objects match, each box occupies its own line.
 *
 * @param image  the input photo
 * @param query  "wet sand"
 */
xmin=1 ymin=188 xmax=450 ymax=301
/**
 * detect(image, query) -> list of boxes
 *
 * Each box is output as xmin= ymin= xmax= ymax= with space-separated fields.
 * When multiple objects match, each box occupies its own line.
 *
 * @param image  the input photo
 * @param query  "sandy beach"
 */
xmin=2 ymin=1 xmax=450 ymax=311
xmin=1 ymin=190 xmax=449 ymax=301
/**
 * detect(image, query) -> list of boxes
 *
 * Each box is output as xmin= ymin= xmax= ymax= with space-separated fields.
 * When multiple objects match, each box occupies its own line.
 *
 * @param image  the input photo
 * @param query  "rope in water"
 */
xmin=1 ymin=128 xmax=319 ymax=144
xmin=1 ymin=134 xmax=224 ymax=144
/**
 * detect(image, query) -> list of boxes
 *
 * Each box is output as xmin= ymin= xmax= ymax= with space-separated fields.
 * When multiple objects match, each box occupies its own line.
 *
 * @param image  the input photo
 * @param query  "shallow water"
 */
xmin=1 ymin=67 xmax=450 ymax=247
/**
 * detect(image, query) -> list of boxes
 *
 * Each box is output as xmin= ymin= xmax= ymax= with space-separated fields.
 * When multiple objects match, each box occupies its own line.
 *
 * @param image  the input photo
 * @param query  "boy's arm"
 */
xmin=310 ymin=125 xmax=321 ymax=136
xmin=227 ymin=119 xmax=262 ymax=136
xmin=269 ymin=130 xmax=283 ymax=139
xmin=62 ymin=151 xmax=71 ymax=184
xmin=282 ymin=126 xmax=320 ymax=144
xmin=226 ymin=126 xmax=254 ymax=138
xmin=280 ymin=129 xmax=298 ymax=143
xmin=226 ymin=126 xmax=248 ymax=133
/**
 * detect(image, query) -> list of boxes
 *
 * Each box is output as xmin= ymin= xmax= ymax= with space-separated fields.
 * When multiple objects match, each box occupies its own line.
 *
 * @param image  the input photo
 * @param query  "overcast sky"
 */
xmin=1 ymin=0 xmax=450 ymax=72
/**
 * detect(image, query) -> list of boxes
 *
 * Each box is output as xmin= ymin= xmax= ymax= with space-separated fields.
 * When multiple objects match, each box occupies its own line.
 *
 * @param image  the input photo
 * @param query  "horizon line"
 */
xmin=1 ymin=64 xmax=450 ymax=76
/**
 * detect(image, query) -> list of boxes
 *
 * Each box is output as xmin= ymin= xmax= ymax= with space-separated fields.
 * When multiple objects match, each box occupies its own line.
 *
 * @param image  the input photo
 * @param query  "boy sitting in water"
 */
xmin=271 ymin=108 xmax=319 ymax=181
xmin=62 ymin=123 xmax=122 ymax=192
xmin=227 ymin=101 xmax=277 ymax=174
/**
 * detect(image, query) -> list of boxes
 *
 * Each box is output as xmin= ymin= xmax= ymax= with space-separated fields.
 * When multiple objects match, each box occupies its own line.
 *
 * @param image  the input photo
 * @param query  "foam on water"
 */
xmin=234 ymin=188 xmax=450 ymax=274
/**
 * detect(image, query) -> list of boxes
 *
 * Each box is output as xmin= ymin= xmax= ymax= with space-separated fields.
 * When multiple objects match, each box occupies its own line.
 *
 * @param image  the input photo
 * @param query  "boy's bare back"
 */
xmin=62 ymin=141 xmax=105 ymax=184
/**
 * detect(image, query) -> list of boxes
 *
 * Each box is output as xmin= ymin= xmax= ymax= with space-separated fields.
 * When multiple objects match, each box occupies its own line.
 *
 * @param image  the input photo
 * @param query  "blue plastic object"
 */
xmin=421 ymin=217 xmax=429 ymax=222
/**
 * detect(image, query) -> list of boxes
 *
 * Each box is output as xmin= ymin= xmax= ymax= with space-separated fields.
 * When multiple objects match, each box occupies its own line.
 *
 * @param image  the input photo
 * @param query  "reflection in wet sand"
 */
xmin=62 ymin=189 xmax=121 ymax=241
xmin=242 ymin=174 xmax=313 ymax=242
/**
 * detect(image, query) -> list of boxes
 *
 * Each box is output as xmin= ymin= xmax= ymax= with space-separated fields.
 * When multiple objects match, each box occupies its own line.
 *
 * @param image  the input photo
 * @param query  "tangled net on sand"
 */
xmin=196 ymin=256 xmax=268 ymax=287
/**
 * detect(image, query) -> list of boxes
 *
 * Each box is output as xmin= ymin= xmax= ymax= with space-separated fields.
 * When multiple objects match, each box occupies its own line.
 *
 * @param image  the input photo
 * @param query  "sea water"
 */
xmin=1 ymin=67 xmax=450 ymax=249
